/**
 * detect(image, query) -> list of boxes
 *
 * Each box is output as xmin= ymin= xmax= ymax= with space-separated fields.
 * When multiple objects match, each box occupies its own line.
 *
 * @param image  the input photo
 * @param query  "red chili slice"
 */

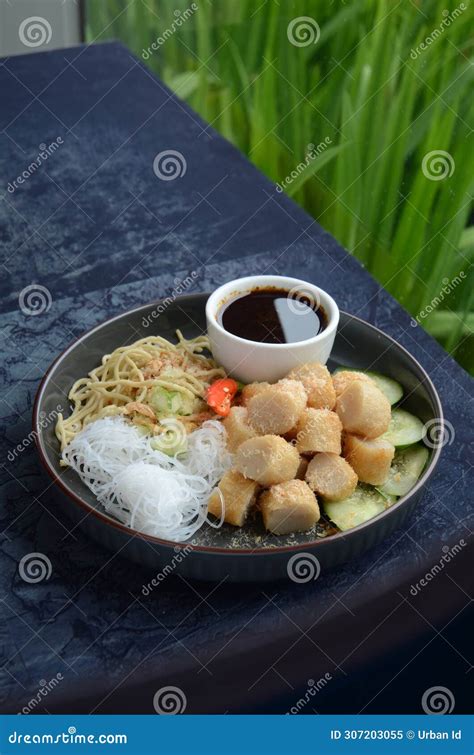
xmin=205 ymin=378 xmax=239 ymax=417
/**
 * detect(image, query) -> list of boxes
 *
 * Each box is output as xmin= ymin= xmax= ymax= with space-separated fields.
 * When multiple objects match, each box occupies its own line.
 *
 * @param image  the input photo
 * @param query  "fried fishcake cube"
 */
xmin=305 ymin=452 xmax=358 ymax=501
xmin=332 ymin=370 xmax=373 ymax=398
xmin=295 ymin=408 xmax=342 ymax=455
xmin=343 ymin=433 xmax=394 ymax=485
xmin=223 ymin=406 xmax=257 ymax=452
xmin=207 ymin=469 xmax=259 ymax=527
xmin=247 ymin=379 xmax=307 ymax=435
xmin=241 ymin=382 xmax=270 ymax=406
xmin=287 ymin=362 xmax=336 ymax=409
xmin=260 ymin=479 xmax=320 ymax=535
xmin=335 ymin=381 xmax=391 ymax=438
xmin=234 ymin=435 xmax=300 ymax=486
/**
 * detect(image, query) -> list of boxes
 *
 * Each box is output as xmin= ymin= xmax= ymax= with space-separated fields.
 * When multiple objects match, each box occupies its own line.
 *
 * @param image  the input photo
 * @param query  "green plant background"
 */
xmin=86 ymin=0 xmax=473 ymax=373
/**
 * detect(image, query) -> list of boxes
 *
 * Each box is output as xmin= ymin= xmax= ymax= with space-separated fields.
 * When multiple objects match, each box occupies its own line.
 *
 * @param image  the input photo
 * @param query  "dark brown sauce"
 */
xmin=219 ymin=287 xmax=327 ymax=344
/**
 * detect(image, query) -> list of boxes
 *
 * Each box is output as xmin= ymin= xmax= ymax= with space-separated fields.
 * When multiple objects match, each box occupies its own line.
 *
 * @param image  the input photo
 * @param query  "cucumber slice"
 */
xmin=148 ymin=386 xmax=197 ymax=416
xmin=365 ymin=371 xmax=403 ymax=405
xmin=323 ymin=485 xmax=397 ymax=532
xmin=333 ymin=367 xmax=403 ymax=405
xmin=148 ymin=386 xmax=178 ymax=414
xmin=383 ymin=408 xmax=425 ymax=447
xmin=378 ymin=445 xmax=429 ymax=497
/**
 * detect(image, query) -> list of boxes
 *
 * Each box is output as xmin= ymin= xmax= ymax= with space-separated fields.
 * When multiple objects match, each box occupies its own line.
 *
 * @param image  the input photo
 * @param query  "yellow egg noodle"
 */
xmin=55 ymin=331 xmax=225 ymax=451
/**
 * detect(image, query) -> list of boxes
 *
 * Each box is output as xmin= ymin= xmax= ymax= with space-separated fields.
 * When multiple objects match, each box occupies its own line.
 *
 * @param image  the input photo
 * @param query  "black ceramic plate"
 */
xmin=34 ymin=294 xmax=443 ymax=582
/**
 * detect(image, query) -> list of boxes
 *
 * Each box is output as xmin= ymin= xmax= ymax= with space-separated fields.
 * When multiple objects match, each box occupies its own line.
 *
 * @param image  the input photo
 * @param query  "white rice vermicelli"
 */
xmin=62 ymin=416 xmax=231 ymax=542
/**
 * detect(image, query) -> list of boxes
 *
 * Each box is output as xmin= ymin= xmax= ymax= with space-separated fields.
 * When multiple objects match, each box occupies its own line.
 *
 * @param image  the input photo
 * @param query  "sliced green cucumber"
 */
xmin=377 ymin=445 xmax=429 ymax=497
xmin=323 ymin=485 xmax=397 ymax=532
xmin=383 ymin=408 xmax=425 ymax=447
xmin=148 ymin=386 xmax=197 ymax=416
xmin=365 ymin=371 xmax=403 ymax=405
xmin=333 ymin=367 xmax=403 ymax=405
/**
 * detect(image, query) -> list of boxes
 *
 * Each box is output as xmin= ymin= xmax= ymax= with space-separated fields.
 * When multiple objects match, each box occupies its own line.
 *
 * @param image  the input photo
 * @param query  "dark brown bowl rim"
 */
xmin=33 ymin=294 xmax=444 ymax=556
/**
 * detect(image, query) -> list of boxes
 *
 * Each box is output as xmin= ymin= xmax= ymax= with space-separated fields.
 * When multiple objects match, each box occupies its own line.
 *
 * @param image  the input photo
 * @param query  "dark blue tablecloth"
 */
xmin=0 ymin=42 xmax=472 ymax=715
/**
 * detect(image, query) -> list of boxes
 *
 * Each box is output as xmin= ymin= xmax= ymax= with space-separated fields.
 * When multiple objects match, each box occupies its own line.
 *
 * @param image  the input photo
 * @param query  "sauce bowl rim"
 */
xmin=205 ymin=275 xmax=339 ymax=349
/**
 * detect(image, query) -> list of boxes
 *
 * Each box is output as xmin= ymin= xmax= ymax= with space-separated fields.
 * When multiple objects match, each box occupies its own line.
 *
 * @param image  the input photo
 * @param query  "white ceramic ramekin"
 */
xmin=205 ymin=275 xmax=339 ymax=383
